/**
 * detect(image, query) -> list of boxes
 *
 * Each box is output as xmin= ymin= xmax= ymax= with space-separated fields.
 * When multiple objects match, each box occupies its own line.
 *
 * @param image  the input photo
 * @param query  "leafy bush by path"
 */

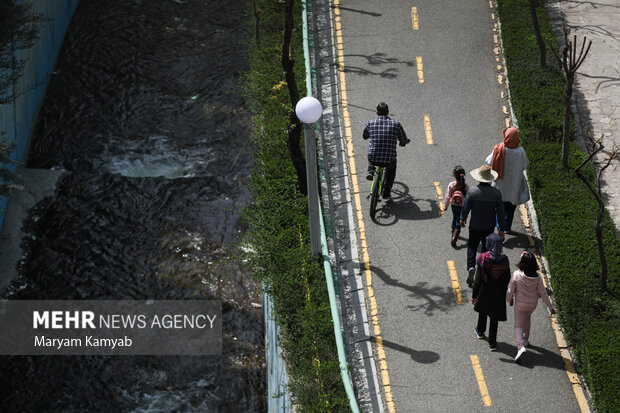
xmin=497 ymin=1 xmax=620 ymax=411
xmin=241 ymin=0 xmax=349 ymax=411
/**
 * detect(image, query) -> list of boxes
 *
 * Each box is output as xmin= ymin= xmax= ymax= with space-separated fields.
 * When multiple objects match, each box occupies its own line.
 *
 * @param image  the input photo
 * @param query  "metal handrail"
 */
xmin=301 ymin=0 xmax=360 ymax=411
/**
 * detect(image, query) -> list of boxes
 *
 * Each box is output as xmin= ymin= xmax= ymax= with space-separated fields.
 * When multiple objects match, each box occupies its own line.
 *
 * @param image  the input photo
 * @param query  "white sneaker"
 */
xmin=515 ymin=347 xmax=527 ymax=362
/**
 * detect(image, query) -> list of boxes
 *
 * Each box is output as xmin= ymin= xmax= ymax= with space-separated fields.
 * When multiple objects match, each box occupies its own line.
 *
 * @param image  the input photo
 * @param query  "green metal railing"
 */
xmin=301 ymin=1 xmax=360 ymax=411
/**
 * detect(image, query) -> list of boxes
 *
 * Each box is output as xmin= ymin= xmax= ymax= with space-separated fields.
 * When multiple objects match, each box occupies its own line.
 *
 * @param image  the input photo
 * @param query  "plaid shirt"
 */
xmin=363 ymin=116 xmax=408 ymax=164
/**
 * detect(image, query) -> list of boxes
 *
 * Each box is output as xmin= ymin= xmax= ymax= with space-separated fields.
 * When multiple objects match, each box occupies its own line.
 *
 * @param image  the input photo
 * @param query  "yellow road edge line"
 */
xmin=416 ymin=56 xmax=424 ymax=83
xmin=411 ymin=7 xmax=419 ymax=30
xmin=519 ymin=204 xmax=530 ymax=227
xmin=424 ymin=115 xmax=433 ymax=145
xmin=447 ymin=261 xmax=463 ymax=304
xmin=334 ymin=1 xmax=395 ymax=411
xmin=470 ymin=355 xmax=493 ymax=406
xmin=527 ymin=234 xmax=535 ymax=247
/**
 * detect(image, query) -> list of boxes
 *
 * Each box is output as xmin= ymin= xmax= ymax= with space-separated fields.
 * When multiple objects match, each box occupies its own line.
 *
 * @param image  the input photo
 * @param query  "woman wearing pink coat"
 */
xmin=506 ymin=251 xmax=556 ymax=362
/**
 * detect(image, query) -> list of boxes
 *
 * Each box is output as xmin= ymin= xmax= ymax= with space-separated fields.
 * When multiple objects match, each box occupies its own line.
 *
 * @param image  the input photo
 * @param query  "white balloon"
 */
xmin=295 ymin=96 xmax=323 ymax=123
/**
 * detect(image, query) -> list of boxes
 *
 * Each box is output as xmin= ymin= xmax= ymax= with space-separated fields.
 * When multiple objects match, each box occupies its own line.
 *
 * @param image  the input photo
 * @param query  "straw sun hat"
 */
xmin=470 ymin=165 xmax=498 ymax=183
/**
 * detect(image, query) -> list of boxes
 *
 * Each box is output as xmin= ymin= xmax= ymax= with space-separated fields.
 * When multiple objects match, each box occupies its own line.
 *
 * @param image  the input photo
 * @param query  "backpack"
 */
xmin=450 ymin=190 xmax=465 ymax=206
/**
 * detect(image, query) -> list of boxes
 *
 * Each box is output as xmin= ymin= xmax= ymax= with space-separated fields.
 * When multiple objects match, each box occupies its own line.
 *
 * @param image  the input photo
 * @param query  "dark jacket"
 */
xmin=472 ymin=251 xmax=511 ymax=320
xmin=461 ymin=183 xmax=506 ymax=231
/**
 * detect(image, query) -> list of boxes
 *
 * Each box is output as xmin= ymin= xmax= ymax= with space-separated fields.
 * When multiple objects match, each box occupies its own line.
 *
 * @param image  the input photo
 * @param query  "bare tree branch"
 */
xmin=574 ymin=133 xmax=618 ymax=293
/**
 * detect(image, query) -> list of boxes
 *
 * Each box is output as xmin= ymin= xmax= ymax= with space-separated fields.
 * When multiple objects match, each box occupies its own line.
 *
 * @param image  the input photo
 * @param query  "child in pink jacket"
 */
xmin=506 ymin=251 xmax=556 ymax=362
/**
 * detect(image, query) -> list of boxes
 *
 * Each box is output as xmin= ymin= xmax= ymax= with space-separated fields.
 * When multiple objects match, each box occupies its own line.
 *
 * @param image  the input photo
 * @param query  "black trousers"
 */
xmin=368 ymin=157 xmax=397 ymax=197
xmin=477 ymin=312 xmax=498 ymax=346
xmin=466 ymin=227 xmax=494 ymax=270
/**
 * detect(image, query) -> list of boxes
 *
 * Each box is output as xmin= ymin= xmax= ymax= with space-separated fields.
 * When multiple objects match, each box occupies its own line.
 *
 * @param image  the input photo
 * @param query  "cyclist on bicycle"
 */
xmin=363 ymin=102 xmax=410 ymax=198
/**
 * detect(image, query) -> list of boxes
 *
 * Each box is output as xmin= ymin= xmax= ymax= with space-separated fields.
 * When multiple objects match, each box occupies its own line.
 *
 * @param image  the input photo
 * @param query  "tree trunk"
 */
xmin=562 ymin=73 xmax=573 ymax=167
xmin=575 ymin=149 xmax=610 ymax=294
xmin=252 ymin=0 xmax=260 ymax=43
xmin=281 ymin=0 xmax=307 ymax=194
xmin=529 ymin=0 xmax=546 ymax=67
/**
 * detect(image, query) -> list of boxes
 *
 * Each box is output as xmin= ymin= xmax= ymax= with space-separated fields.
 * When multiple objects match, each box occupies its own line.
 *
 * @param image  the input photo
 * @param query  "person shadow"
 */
xmin=496 ymin=342 xmax=567 ymax=370
xmin=372 ymin=336 xmax=441 ymax=364
xmin=372 ymin=182 xmax=441 ymax=226
xmin=502 ymin=230 xmax=542 ymax=251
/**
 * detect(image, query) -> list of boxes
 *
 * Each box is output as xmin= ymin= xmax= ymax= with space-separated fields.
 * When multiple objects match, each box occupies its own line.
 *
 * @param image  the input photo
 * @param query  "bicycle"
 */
xmin=368 ymin=166 xmax=387 ymax=219
xmin=366 ymin=139 xmax=409 ymax=220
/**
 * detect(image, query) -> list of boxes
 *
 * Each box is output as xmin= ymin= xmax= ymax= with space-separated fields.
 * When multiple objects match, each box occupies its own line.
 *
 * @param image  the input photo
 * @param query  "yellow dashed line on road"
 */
xmin=333 ymin=0 xmax=395 ymax=411
xmin=424 ymin=115 xmax=433 ymax=145
xmin=411 ymin=7 xmax=419 ymax=30
xmin=447 ymin=261 xmax=463 ymax=304
xmin=470 ymin=355 xmax=493 ymax=406
xmin=433 ymin=181 xmax=445 ymax=216
xmin=489 ymin=1 xmax=494 ymax=8
xmin=416 ymin=56 xmax=424 ymax=83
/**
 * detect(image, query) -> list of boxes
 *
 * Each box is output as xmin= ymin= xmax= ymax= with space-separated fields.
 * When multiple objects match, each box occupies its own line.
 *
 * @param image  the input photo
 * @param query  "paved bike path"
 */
xmin=330 ymin=0 xmax=582 ymax=411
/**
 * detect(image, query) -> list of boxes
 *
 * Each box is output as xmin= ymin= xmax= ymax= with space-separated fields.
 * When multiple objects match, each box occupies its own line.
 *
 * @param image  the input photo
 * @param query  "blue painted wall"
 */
xmin=0 ymin=0 xmax=81 ymax=230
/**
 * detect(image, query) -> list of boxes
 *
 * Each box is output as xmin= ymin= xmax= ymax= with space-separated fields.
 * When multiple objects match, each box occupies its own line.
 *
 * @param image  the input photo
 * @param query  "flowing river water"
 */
xmin=1 ymin=0 xmax=265 ymax=411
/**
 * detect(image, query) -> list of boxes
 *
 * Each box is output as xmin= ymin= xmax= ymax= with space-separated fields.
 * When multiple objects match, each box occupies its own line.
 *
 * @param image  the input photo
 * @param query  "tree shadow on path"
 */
xmin=371 ymin=265 xmax=455 ymax=316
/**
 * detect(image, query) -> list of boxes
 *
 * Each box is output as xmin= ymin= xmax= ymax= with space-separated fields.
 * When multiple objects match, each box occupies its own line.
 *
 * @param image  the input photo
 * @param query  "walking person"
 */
xmin=444 ymin=165 xmax=469 ymax=248
xmin=471 ymin=233 xmax=511 ymax=351
xmin=363 ymin=102 xmax=410 ymax=199
xmin=486 ymin=127 xmax=530 ymax=233
xmin=506 ymin=251 xmax=556 ymax=362
xmin=460 ymin=165 xmax=506 ymax=286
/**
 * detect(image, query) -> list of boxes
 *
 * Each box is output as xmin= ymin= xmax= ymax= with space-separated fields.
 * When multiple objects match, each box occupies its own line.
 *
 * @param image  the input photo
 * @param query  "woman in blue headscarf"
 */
xmin=471 ymin=233 xmax=511 ymax=351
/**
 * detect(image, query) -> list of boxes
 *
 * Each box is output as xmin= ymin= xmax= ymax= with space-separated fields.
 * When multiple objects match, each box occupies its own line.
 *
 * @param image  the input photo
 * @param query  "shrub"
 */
xmin=497 ymin=1 xmax=620 ymax=411
xmin=240 ymin=0 xmax=349 ymax=411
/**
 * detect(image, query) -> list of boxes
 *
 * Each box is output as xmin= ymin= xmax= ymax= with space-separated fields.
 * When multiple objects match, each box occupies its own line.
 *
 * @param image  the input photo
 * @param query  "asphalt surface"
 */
xmin=335 ymin=0 xmax=581 ymax=411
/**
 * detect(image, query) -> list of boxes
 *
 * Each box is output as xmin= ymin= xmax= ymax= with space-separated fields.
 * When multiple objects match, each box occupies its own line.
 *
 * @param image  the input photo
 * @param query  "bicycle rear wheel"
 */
xmin=369 ymin=170 xmax=381 ymax=219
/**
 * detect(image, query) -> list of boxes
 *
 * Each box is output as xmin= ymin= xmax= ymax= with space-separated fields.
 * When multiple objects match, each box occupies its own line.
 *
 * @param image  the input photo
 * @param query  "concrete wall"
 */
xmin=0 ymin=0 xmax=80 ymax=230
xmin=263 ymin=290 xmax=292 ymax=412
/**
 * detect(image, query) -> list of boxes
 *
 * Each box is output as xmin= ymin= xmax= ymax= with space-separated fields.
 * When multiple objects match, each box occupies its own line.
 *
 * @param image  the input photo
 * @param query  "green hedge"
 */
xmin=241 ymin=0 xmax=349 ymax=411
xmin=497 ymin=1 xmax=620 ymax=411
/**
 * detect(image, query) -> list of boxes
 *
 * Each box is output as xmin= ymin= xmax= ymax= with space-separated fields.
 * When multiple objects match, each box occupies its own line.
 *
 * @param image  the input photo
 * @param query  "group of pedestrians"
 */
xmin=470 ymin=235 xmax=555 ymax=361
xmin=362 ymin=104 xmax=556 ymax=362
xmin=446 ymin=127 xmax=555 ymax=362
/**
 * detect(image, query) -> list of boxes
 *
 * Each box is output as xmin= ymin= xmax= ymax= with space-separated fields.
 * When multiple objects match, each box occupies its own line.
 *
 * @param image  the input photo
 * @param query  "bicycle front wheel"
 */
xmin=369 ymin=171 xmax=381 ymax=219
